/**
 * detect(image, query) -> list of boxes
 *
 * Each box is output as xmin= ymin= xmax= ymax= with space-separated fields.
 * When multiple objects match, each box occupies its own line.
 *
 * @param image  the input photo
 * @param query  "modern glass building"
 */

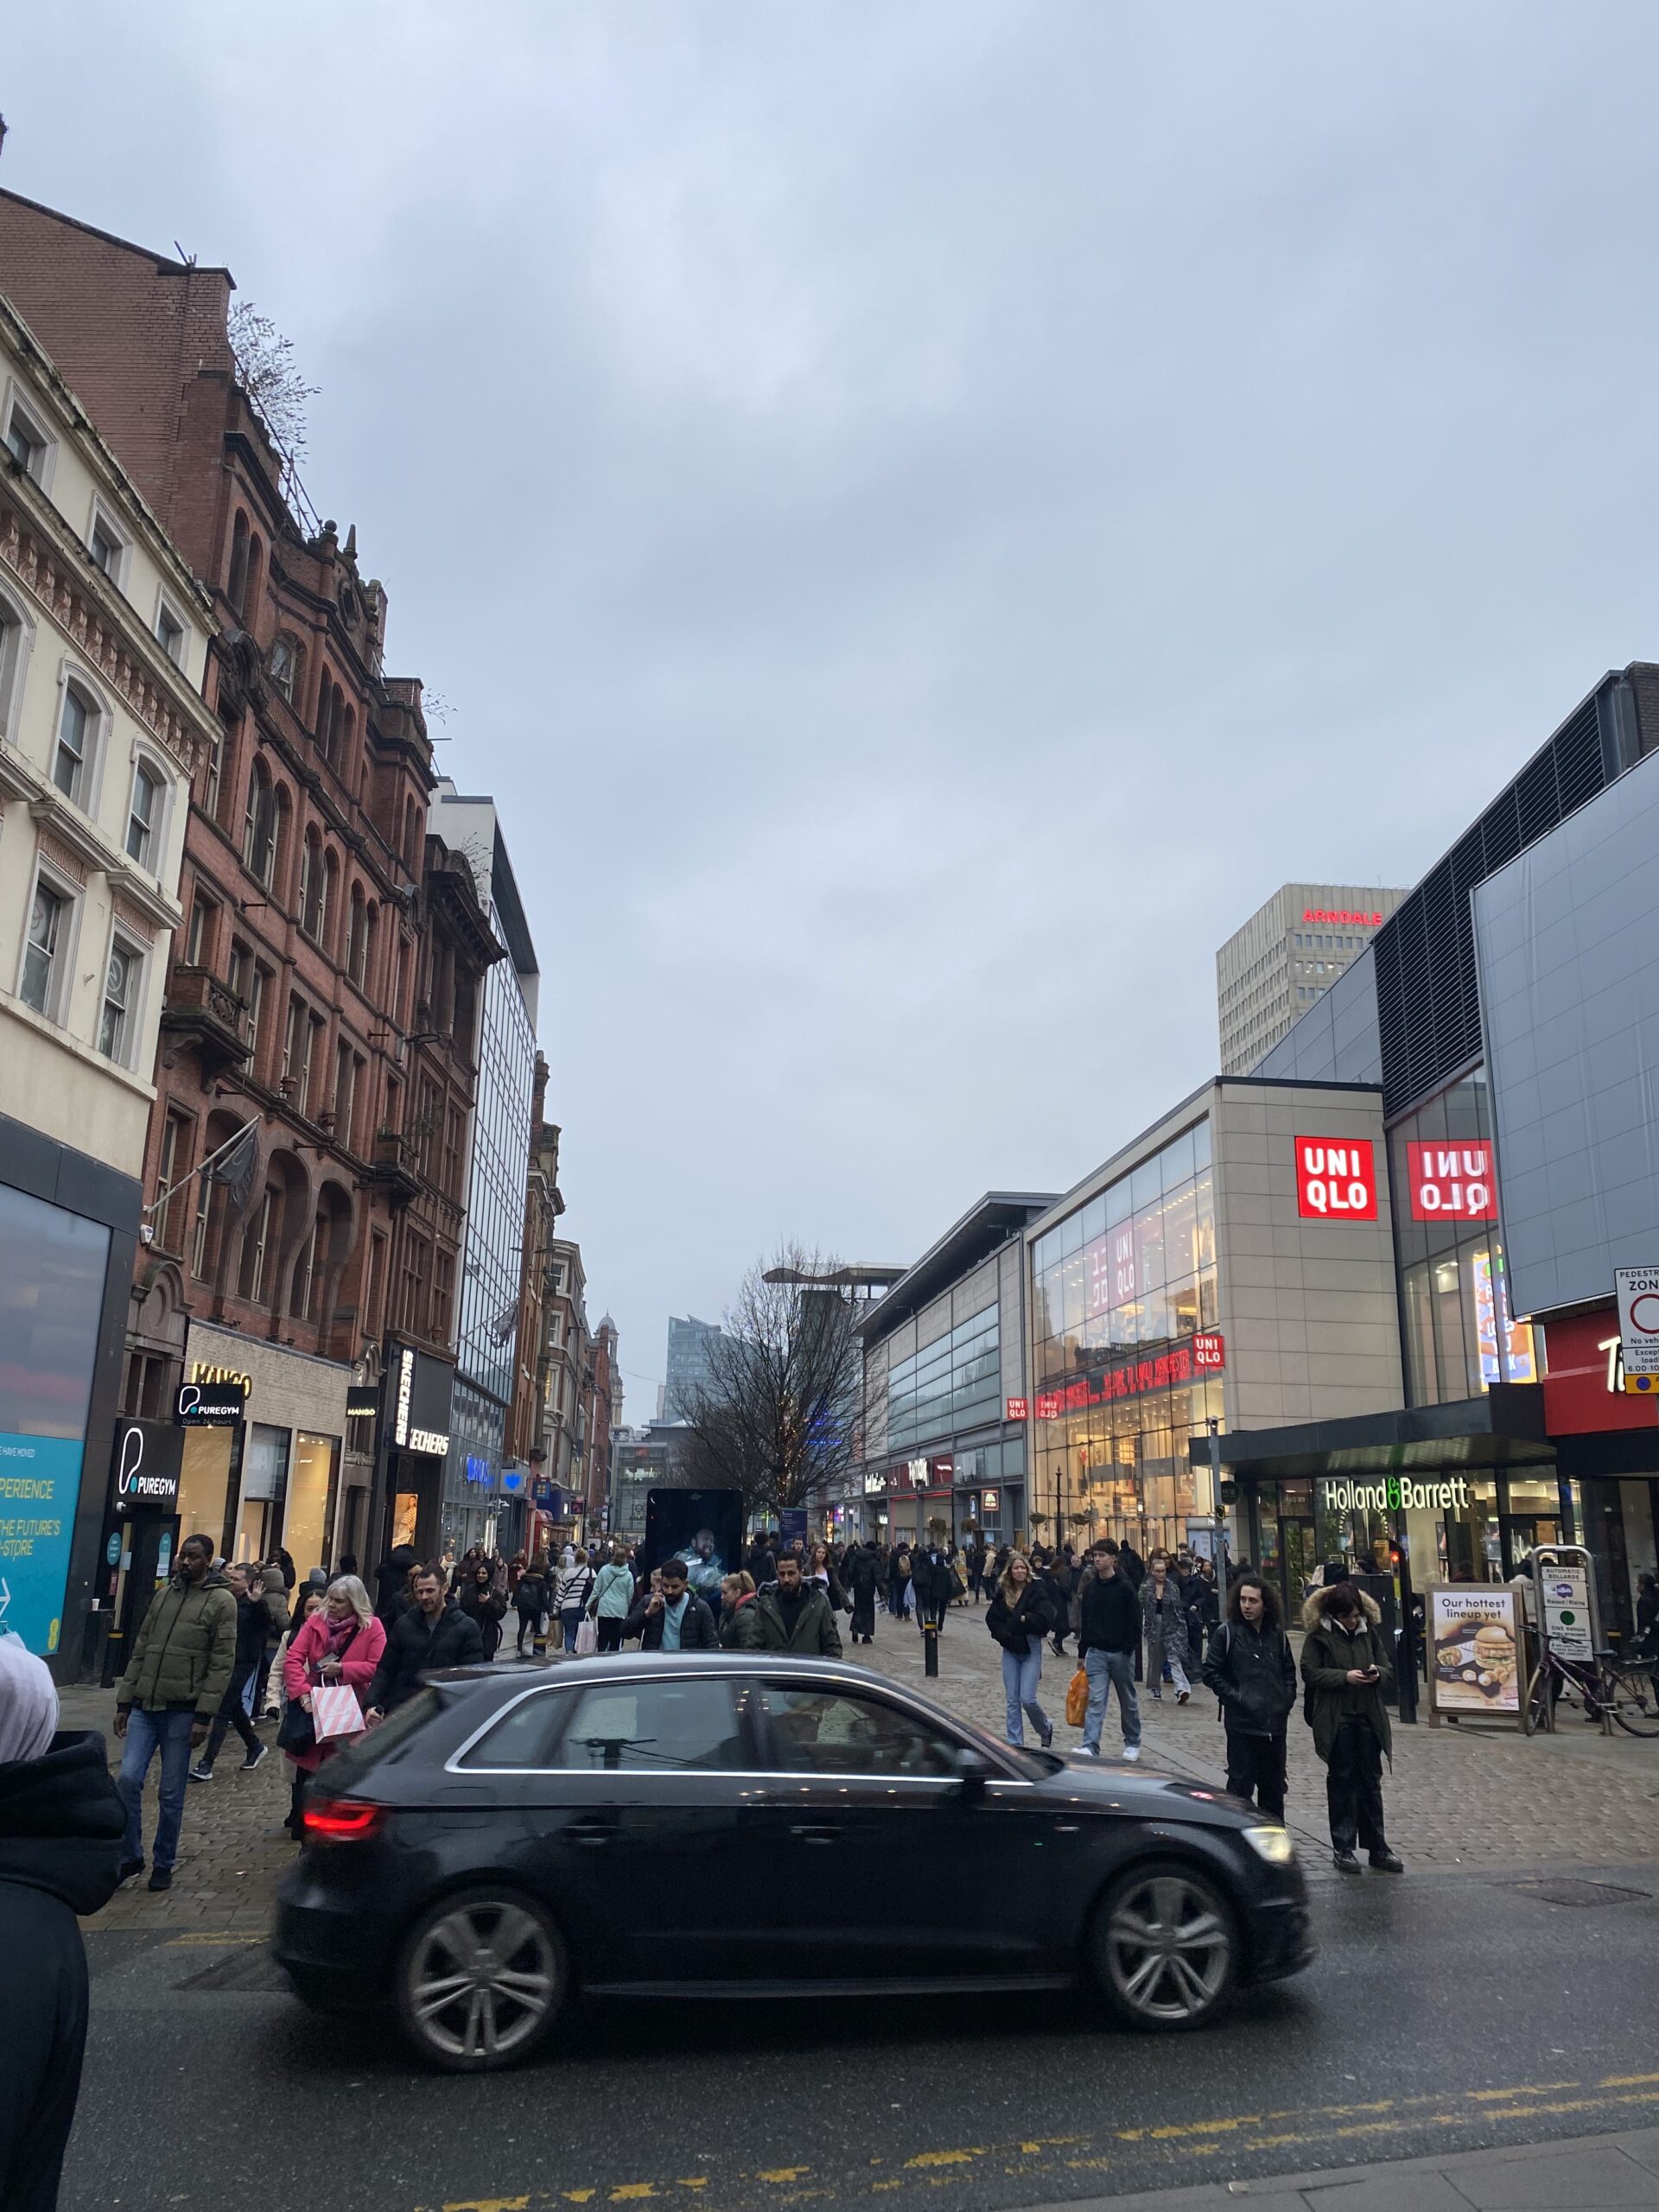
xmin=431 ymin=786 xmax=538 ymax=1560
xmin=664 ymin=1315 xmax=724 ymax=1421
xmin=1205 ymin=658 xmax=1659 ymax=1631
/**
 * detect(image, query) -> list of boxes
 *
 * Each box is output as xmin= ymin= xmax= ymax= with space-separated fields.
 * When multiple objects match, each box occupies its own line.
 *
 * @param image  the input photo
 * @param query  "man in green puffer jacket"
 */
xmin=113 ymin=1534 xmax=237 ymax=1892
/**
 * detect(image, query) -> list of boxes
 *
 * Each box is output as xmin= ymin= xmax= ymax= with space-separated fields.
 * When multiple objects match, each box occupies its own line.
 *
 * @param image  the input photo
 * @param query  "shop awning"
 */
xmin=1188 ymin=1385 xmax=1553 ymax=1480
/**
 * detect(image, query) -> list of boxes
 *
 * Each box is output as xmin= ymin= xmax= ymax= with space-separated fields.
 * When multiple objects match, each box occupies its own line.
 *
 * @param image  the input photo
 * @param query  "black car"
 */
xmin=274 ymin=1654 xmax=1312 ymax=2070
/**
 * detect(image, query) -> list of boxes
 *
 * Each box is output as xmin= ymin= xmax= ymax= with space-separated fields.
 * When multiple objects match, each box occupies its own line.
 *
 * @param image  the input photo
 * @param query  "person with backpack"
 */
xmin=512 ymin=1555 xmax=549 ymax=1656
xmin=1300 ymin=1580 xmax=1403 ymax=1874
xmin=1201 ymin=1573 xmax=1297 ymax=1821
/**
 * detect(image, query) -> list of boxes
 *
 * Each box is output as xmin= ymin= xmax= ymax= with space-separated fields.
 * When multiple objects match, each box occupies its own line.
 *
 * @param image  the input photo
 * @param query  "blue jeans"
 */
xmin=1083 ymin=1648 xmax=1141 ymax=1751
xmin=562 ymin=1608 xmax=583 ymax=1652
xmin=1001 ymin=1644 xmax=1050 ymax=1746
xmin=118 ymin=1707 xmax=197 ymax=1870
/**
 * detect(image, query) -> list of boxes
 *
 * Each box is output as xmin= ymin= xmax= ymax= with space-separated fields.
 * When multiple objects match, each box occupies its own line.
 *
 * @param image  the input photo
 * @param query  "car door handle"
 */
xmin=568 ymin=1819 xmax=613 ymax=1847
xmin=790 ymin=1823 xmax=841 ymax=1845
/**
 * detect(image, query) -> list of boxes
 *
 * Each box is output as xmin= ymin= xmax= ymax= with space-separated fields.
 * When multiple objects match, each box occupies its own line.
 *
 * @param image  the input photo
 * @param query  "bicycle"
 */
xmin=1524 ymin=1643 xmax=1659 ymax=1737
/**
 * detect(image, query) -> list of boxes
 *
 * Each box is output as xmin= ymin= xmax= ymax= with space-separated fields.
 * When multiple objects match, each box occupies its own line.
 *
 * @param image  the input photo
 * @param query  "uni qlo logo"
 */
xmin=1406 ymin=1141 xmax=1497 ymax=1222
xmin=1005 ymin=1396 xmax=1029 ymax=1422
xmin=1294 ymin=1136 xmax=1378 ymax=1221
xmin=1192 ymin=1332 xmax=1225 ymax=1372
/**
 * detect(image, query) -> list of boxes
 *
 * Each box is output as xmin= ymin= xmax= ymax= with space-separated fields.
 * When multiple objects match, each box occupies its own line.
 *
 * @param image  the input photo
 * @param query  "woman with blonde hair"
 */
xmin=718 ymin=1571 xmax=762 ymax=1650
xmin=985 ymin=1552 xmax=1056 ymax=1749
xmin=279 ymin=1573 xmax=384 ymax=1840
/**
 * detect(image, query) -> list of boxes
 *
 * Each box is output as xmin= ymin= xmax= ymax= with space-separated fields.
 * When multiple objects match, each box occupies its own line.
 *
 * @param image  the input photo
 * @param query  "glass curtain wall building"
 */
xmin=433 ymin=789 xmax=539 ymax=1560
xmin=1029 ymin=1118 xmax=1221 ymax=1555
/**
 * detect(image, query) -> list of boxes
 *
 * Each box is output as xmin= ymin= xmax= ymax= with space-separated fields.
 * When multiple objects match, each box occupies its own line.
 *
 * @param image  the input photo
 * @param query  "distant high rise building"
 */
xmin=664 ymin=1315 xmax=724 ymax=1420
xmin=1217 ymin=883 xmax=1408 ymax=1075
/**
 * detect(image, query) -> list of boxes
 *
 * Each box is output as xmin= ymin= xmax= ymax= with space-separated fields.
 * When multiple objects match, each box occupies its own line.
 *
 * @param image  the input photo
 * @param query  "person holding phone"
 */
xmin=1300 ymin=1580 xmax=1402 ymax=1875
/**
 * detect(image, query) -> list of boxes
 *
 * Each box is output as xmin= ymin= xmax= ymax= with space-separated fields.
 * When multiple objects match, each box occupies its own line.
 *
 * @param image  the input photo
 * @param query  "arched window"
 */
xmin=227 ymin=511 xmax=251 ymax=619
xmin=316 ymin=674 xmax=335 ymax=760
xmin=0 ymin=587 xmax=32 ymax=740
xmin=125 ymin=755 xmax=169 ymax=869
xmin=272 ymin=785 xmax=293 ymax=904
xmin=321 ymin=850 xmax=340 ymax=954
xmin=52 ymin=681 xmax=99 ymax=804
xmin=403 ymin=798 xmax=422 ymax=868
xmin=269 ymin=634 xmax=301 ymax=702
xmin=242 ymin=761 xmax=276 ymax=886
xmin=347 ymin=885 xmax=368 ymax=987
xmin=244 ymin=533 xmax=264 ymax=625
xmin=299 ymin=826 xmax=326 ymax=941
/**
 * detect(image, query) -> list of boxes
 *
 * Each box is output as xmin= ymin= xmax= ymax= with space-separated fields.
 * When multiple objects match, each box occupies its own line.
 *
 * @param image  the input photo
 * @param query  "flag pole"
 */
xmin=144 ymin=1120 xmax=257 ymax=1217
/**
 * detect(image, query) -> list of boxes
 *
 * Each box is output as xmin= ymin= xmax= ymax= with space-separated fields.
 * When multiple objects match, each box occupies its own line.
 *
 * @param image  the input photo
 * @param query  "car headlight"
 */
xmin=1243 ymin=1824 xmax=1295 ymax=1865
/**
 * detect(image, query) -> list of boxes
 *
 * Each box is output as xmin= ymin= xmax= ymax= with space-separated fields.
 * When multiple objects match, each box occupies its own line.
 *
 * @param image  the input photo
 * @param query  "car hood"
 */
xmin=1030 ymin=1752 xmax=1255 ymax=1828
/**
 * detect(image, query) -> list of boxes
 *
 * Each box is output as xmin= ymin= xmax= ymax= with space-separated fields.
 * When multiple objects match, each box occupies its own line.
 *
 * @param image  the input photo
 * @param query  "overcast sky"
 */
xmin=10 ymin=3 xmax=1659 ymax=1408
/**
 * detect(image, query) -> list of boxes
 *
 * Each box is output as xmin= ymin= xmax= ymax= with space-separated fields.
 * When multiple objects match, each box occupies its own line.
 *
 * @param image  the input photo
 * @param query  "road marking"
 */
xmin=900 ymin=2151 xmax=982 ymax=2168
xmin=1603 ymin=2073 xmax=1659 ymax=2088
xmin=442 ymin=2199 xmax=529 ymax=2211
xmin=755 ymin=2171 xmax=810 ymax=2186
xmin=609 ymin=2190 xmax=657 ymax=2202
xmin=1465 ymin=2082 xmax=1579 ymax=2101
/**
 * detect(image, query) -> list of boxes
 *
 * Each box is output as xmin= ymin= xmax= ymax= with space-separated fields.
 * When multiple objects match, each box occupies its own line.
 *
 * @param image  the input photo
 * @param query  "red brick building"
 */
xmin=0 ymin=189 xmax=494 ymax=1576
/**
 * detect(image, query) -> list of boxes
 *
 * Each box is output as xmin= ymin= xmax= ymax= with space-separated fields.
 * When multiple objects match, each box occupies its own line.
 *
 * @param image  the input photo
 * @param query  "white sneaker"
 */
xmin=1122 ymin=1745 xmax=1141 ymax=1761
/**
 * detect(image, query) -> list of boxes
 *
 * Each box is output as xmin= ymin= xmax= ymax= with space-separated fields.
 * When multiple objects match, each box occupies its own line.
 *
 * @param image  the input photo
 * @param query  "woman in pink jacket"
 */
xmin=281 ymin=1573 xmax=385 ymax=1840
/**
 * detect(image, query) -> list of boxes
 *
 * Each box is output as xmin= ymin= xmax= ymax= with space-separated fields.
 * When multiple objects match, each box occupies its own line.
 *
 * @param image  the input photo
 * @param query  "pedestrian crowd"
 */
xmin=105 ymin=1517 xmax=1402 ymax=1897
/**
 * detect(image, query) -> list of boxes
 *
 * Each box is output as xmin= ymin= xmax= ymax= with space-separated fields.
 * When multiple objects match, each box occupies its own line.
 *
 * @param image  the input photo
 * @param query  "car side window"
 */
xmin=760 ymin=1685 xmax=959 ymax=1777
xmin=562 ymin=1679 xmax=745 ymax=1772
xmin=457 ymin=1688 xmax=572 ymax=1770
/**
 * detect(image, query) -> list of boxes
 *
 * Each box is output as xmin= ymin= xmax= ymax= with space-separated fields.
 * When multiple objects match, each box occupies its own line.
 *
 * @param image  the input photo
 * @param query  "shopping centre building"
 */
xmin=1194 ymin=659 xmax=1659 ymax=1634
xmin=852 ymin=658 xmax=1659 ymax=1632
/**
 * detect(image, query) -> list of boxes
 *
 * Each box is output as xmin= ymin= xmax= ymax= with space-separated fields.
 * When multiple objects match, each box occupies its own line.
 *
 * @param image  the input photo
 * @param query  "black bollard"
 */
xmin=924 ymin=1619 xmax=938 ymax=1678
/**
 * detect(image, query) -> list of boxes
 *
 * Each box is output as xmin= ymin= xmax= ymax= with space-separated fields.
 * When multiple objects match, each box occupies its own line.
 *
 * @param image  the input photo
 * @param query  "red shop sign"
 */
xmin=1295 ymin=1136 xmax=1378 ymax=1222
xmin=1032 ymin=1333 xmax=1225 ymax=1419
xmin=1406 ymin=1141 xmax=1497 ymax=1223
xmin=1005 ymin=1396 xmax=1028 ymax=1421
xmin=1540 ymin=1306 xmax=1659 ymax=1436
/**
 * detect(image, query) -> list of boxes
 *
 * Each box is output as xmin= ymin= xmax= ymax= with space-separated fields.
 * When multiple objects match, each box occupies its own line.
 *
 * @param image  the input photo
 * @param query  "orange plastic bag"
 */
xmin=1065 ymin=1667 xmax=1089 ymax=1728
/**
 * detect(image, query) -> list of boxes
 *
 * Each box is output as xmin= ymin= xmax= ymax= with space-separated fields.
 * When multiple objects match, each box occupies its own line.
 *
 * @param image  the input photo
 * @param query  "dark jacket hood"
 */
xmin=0 ymin=1730 xmax=124 ymax=1916
xmin=1301 ymin=1590 xmax=1382 ymax=1633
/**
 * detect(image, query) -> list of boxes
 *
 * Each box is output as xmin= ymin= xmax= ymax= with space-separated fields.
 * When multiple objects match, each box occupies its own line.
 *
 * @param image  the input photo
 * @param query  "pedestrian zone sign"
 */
xmin=1616 ymin=1267 xmax=1659 ymax=1380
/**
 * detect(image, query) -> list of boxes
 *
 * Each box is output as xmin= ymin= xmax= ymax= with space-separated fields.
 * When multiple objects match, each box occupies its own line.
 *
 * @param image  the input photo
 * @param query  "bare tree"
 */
xmin=228 ymin=301 xmax=320 ymax=468
xmin=679 ymin=1243 xmax=862 ymax=1525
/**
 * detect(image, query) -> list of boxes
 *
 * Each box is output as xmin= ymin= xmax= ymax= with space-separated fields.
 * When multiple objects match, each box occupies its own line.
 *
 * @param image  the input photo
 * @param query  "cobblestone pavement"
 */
xmin=60 ymin=1603 xmax=1659 ymax=1932
xmin=854 ymin=1599 xmax=1659 ymax=1878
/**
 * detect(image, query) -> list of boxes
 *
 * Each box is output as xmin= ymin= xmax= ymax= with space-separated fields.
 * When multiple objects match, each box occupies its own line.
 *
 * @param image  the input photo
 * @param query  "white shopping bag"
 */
xmin=310 ymin=1681 xmax=365 ymax=1742
xmin=574 ymin=1616 xmax=598 ymax=1657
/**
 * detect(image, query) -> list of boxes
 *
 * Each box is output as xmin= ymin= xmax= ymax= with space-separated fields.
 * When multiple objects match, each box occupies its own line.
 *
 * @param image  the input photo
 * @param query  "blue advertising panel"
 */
xmin=0 ymin=1184 xmax=111 ymax=1658
xmin=0 ymin=1433 xmax=86 ymax=1653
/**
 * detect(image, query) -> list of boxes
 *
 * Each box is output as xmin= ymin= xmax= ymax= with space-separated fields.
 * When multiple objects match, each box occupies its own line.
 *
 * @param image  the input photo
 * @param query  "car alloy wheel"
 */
xmin=397 ymin=1890 xmax=566 ymax=2071
xmin=1096 ymin=1861 xmax=1236 ymax=2030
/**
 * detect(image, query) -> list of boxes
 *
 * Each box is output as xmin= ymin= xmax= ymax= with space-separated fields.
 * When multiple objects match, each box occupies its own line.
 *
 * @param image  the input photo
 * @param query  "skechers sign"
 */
xmin=1319 ymin=1476 xmax=1471 ymax=1515
xmin=391 ymin=1344 xmax=452 ymax=1458
xmin=1294 ymin=1136 xmax=1378 ymax=1221
xmin=1407 ymin=1142 xmax=1497 ymax=1223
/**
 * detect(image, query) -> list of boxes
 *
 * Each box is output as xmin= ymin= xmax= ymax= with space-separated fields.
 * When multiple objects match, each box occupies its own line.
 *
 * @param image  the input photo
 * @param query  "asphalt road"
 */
xmin=67 ymin=1855 xmax=1659 ymax=2212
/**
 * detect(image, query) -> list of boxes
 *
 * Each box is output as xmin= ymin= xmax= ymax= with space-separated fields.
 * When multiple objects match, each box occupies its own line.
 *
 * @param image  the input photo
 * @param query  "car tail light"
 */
xmin=302 ymin=1797 xmax=388 ymax=1844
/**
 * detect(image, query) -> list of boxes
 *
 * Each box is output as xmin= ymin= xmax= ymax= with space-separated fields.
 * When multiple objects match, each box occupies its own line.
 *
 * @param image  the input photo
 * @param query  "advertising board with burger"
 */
xmin=1426 ymin=1586 xmax=1523 ymax=1722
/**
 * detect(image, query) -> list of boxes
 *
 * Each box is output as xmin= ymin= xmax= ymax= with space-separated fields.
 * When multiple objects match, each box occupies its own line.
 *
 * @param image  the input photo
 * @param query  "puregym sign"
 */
xmin=1319 ymin=1476 xmax=1471 ymax=1515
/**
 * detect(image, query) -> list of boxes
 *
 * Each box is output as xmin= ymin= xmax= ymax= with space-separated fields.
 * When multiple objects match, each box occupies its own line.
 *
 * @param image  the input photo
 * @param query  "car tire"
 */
xmin=395 ymin=1887 xmax=569 ymax=2072
xmin=1090 ymin=1859 xmax=1238 ymax=2032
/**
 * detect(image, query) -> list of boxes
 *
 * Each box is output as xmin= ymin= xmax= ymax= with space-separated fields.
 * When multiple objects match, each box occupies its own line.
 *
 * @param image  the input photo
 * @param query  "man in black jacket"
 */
xmin=1201 ymin=1574 xmax=1297 ymax=1820
xmin=1076 ymin=1540 xmax=1141 ymax=1760
xmin=190 ymin=1564 xmax=270 ymax=1781
xmin=624 ymin=1558 xmax=720 ymax=1650
xmin=365 ymin=1570 xmax=486 ymax=1718
xmin=754 ymin=1552 xmax=842 ymax=1656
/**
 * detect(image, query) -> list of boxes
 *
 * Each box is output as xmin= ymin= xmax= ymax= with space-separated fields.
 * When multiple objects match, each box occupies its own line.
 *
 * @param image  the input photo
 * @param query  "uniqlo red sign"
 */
xmin=1005 ymin=1396 xmax=1028 ymax=1422
xmin=1294 ymin=1136 xmax=1378 ymax=1221
xmin=1192 ymin=1332 xmax=1225 ymax=1371
xmin=1406 ymin=1141 xmax=1497 ymax=1222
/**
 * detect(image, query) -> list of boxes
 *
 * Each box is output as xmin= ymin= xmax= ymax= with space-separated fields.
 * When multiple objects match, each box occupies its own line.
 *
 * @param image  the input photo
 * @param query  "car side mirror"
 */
xmin=954 ymin=1747 xmax=992 ymax=1803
